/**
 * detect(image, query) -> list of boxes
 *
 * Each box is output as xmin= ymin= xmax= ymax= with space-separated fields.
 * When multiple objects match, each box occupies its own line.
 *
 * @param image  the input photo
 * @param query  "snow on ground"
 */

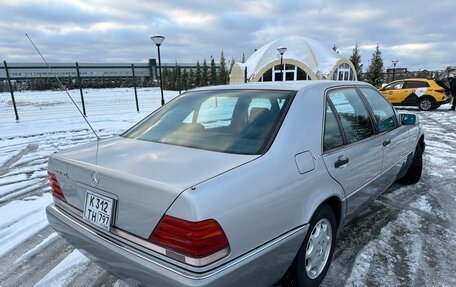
xmin=0 ymin=87 xmax=177 ymax=287
xmin=0 ymin=88 xmax=456 ymax=287
xmin=34 ymin=250 xmax=91 ymax=287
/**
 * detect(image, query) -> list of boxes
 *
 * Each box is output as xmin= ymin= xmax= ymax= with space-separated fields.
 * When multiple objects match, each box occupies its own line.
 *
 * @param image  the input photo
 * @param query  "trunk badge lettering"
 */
xmin=91 ymin=172 xmax=100 ymax=187
xmin=55 ymin=169 xmax=67 ymax=177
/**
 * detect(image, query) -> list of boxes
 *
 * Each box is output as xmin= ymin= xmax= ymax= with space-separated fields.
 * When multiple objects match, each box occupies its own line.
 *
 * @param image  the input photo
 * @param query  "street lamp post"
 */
xmin=151 ymin=35 xmax=165 ymax=106
xmin=392 ymin=59 xmax=399 ymax=81
xmin=277 ymin=47 xmax=287 ymax=81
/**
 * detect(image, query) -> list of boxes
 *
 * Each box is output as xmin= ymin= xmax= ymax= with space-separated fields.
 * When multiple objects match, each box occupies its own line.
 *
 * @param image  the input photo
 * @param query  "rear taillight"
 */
xmin=149 ymin=215 xmax=229 ymax=262
xmin=48 ymin=172 xmax=66 ymax=202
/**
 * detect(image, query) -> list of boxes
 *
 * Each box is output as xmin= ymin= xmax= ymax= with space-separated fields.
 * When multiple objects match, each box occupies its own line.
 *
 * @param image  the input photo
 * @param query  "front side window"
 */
xmin=328 ymin=88 xmax=374 ymax=144
xmin=384 ymin=81 xmax=404 ymax=90
xmin=360 ymin=87 xmax=397 ymax=133
xmin=123 ymin=90 xmax=294 ymax=155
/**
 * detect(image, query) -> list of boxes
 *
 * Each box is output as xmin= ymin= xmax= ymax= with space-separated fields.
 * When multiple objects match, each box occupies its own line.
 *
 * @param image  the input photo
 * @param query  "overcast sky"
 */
xmin=0 ymin=0 xmax=455 ymax=71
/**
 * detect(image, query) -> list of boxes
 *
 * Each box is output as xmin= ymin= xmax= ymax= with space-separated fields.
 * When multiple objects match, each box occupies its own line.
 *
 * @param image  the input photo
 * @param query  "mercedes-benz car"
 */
xmin=46 ymin=81 xmax=424 ymax=286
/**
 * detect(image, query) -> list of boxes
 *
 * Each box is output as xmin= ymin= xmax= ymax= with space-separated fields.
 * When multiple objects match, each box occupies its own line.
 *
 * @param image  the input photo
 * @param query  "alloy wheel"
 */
xmin=305 ymin=218 xmax=333 ymax=279
xmin=419 ymin=99 xmax=432 ymax=111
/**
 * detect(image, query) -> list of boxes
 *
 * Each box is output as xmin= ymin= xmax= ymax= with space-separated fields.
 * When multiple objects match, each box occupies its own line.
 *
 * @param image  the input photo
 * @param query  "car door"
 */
xmin=322 ymin=87 xmax=384 ymax=220
xmin=358 ymin=87 xmax=411 ymax=189
xmin=404 ymin=80 xmax=432 ymax=104
xmin=381 ymin=81 xmax=405 ymax=103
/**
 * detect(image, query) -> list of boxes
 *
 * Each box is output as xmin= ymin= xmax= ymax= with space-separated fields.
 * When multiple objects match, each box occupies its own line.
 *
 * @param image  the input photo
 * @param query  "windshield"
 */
xmin=123 ymin=89 xmax=295 ymax=154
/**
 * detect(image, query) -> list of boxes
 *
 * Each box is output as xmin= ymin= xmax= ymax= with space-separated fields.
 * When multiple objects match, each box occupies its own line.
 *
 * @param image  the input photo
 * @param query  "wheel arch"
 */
xmin=418 ymin=134 xmax=425 ymax=152
xmin=419 ymin=94 xmax=437 ymax=103
xmin=318 ymin=196 xmax=343 ymax=229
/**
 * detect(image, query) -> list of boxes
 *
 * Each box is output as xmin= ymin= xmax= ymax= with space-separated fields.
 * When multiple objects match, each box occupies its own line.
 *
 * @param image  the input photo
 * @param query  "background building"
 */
xmin=230 ymin=36 xmax=357 ymax=84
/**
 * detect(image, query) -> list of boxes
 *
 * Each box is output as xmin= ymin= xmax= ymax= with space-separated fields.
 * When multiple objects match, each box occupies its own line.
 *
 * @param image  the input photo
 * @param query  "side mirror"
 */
xmin=400 ymin=113 xmax=417 ymax=125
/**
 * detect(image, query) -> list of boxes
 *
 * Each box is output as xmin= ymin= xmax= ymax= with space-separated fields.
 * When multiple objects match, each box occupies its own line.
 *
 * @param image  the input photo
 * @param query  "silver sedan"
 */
xmin=46 ymin=81 xmax=424 ymax=286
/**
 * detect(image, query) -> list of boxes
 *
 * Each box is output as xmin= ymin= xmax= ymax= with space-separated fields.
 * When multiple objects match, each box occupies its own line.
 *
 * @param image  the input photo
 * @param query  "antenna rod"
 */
xmin=25 ymin=33 xmax=100 ymax=140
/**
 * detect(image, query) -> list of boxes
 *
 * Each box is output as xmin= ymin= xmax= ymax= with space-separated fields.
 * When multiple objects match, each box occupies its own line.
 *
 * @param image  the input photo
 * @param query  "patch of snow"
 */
xmin=0 ymin=178 xmax=42 ymax=197
xmin=411 ymin=195 xmax=432 ymax=213
xmin=14 ymin=233 xmax=60 ymax=264
xmin=34 ymin=249 xmax=91 ymax=287
xmin=0 ymin=194 xmax=51 ymax=257
xmin=345 ymin=210 xmax=422 ymax=286
xmin=113 ymin=278 xmax=141 ymax=287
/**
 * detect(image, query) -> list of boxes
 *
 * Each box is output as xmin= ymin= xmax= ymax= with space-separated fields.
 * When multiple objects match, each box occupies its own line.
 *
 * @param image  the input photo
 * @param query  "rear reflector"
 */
xmin=48 ymin=172 xmax=66 ymax=202
xmin=149 ymin=215 xmax=229 ymax=259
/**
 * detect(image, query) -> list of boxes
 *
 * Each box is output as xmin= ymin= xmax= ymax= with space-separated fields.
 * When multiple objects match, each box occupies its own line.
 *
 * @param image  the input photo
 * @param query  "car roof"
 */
xmin=389 ymin=78 xmax=434 ymax=83
xmin=189 ymin=80 xmax=373 ymax=93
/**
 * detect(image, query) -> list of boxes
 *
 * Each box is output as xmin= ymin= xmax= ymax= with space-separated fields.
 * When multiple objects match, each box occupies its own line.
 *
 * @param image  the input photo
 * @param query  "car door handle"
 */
xmin=334 ymin=156 xmax=349 ymax=168
xmin=383 ymin=139 xmax=391 ymax=147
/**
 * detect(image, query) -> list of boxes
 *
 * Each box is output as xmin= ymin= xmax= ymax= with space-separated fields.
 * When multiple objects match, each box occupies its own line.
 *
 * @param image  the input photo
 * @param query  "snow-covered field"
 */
xmin=0 ymin=88 xmax=455 ymax=287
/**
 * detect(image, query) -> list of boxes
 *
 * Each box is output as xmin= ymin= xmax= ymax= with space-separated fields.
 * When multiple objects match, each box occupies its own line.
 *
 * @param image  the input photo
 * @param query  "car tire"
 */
xmin=397 ymin=145 xmax=423 ymax=185
xmin=295 ymin=204 xmax=336 ymax=287
xmin=418 ymin=97 xmax=434 ymax=111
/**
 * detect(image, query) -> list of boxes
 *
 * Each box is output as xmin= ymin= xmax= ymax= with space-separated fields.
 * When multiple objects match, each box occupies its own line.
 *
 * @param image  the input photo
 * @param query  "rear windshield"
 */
xmin=122 ymin=89 xmax=295 ymax=154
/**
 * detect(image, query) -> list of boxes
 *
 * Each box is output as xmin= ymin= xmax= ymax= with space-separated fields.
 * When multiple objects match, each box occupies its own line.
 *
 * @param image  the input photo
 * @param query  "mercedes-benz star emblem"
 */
xmin=91 ymin=171 xmax=99 ymax=187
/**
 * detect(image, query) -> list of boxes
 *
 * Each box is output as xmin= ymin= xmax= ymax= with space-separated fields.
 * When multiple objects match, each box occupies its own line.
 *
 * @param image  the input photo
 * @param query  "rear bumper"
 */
xmin=46 ymin=204 xmax=307 ymax=287
xmin=437 ymin=97 xmax=452 ymax=105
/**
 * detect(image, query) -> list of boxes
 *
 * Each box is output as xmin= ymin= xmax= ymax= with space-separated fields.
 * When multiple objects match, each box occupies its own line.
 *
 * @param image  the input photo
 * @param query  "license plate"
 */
xmin=83 ymin=190 xmax=114 ymax=231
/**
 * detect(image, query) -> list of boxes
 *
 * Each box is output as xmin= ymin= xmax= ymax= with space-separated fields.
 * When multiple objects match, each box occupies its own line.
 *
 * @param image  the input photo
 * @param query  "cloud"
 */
xmin=0 ymin=0 xmax=454 ymax=71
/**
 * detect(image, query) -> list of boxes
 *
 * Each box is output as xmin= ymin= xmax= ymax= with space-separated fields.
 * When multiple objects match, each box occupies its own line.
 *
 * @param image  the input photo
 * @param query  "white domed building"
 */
xmin=230 ymin=36 xmax=357 ymax=84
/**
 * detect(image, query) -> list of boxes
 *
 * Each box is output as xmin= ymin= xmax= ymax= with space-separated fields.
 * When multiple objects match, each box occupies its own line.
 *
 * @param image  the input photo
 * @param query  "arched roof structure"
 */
xmin=230 ymin=36 xmax=357 ymax=84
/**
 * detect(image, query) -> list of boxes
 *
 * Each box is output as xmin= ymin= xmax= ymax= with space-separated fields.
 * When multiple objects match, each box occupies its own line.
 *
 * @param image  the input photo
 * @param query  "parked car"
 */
xmin=379 ymin=78 xmax=451 ymax=111
xmin=46 ymin=81 xmax=424 ymax=287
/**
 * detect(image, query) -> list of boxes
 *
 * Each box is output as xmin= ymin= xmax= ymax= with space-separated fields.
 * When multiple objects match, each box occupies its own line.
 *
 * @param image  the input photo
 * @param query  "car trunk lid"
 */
xmin=49 ymin=136 xmax=258 ymax=238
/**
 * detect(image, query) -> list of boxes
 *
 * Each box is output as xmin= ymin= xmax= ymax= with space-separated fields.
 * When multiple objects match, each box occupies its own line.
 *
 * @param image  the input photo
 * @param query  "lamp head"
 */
xmin=151 ymin=35 xmax=165 ymax=46
xmin=277 ymin=47 xmax=287 ymax=55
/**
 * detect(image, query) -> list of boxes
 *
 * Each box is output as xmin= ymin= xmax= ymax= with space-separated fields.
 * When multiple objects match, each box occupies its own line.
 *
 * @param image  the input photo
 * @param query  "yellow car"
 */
xmin=379 ymin=78 xmax=451 ymax=111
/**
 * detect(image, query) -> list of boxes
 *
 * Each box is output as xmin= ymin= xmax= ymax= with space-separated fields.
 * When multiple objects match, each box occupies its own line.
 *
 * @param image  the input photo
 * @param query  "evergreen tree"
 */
xmin=188 ymin=68 xmax=195 ymax=89
xmin=183 ymin=68 xmax=190 ymax=91
xmin=218 ymin=51 xmax=228 ymax=85
xmin=241 ymin=53 xmax=246 ymax=63
xmin=201 ymin=59 xmax=209 ymax=86
xmin=195 ymin=61 xmax=202 ymax=87
xmin=162 ymin=66 xmax=170 ymax=90
xmin=174 ymin=64 xmax=181 ymax=92
xmin=365 ymin=44 xmax=384 ymax=87
xmin=210 ymin=56 xmax=217 ymax=85
xmin=350 ymin=43 xmax=363 ymax=80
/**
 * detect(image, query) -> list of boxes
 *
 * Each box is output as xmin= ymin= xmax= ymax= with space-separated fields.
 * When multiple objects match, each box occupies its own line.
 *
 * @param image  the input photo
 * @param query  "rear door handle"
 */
xmin=334 ymin=156 xmax=349 ymax=168
xmin=383 ymin=139 xmax=391 ymax=147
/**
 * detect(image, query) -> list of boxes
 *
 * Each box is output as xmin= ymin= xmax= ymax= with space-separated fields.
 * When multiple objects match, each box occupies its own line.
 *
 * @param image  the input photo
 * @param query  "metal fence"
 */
xmin=0 ymin=60 xmax=214 ymax=122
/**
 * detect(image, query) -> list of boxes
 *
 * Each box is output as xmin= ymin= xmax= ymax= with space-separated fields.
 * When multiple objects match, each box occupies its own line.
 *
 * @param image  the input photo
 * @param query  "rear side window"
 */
xmin=404 ymin=81 xmax=430 ymax=88
xmin=360 ymin=88 xmax=398 ymax=133
xmin=323 ymin=104 xmax=344 ymax=151
xmin=328 ymin=88 xmax=374 ymax=144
